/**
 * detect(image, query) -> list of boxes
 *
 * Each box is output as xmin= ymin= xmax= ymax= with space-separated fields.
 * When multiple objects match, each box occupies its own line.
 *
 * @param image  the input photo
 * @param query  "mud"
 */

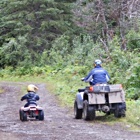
xmin=0 ymin=82 xmax=139 ymax=140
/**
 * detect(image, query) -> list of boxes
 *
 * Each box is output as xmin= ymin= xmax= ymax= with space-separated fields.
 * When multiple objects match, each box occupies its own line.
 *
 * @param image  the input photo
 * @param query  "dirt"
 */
xmin=0 ymin=82 xmax=139 ymax=140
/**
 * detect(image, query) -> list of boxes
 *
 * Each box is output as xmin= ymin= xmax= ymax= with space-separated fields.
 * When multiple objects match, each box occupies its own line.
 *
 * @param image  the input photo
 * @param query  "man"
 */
xmin=21 ymin=84 xmax=40 ymax=107
xmin=82 ymin=59 xmax=110 ymax=85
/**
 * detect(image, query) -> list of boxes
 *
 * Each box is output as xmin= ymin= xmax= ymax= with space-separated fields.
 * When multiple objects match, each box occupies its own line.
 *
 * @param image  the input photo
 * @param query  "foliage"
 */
xmin=72 ymin=0 xmax=140 ymax=51
xmin=126 ymin=100 xmax=140 ymax=126
xmin=126 ymin=29 xmax=140 ymax=50
xmin=42 ymin=34 xmax=109 ymax=68
xmin=0 ymin=0 xmax=77 ymax=67
xmin=0 ymin=36 xmax=31 ymax=68
xmin=125 ymin=56 xmax=140 ymax=100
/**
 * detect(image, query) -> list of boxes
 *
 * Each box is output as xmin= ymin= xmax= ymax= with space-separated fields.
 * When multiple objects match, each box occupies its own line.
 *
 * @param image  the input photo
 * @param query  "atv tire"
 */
xmin=114 ymin=104 xmax=126 ymax=118
xmin=19 ymin=109 xmax=27 ymax=121
xmin=74 ymin=101 xmax=83 ymax=119
xmin=19 ymin=109 xmax=22 ymax=121
xmin=83 ymin=100 xmax=95 ymax=121
xmin=38 ymin=110 xmax=44 ymax=121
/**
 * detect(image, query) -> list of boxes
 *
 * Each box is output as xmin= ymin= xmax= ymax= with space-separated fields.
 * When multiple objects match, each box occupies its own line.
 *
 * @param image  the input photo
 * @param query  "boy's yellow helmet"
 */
xmin=27 ymin=84 xmax=38 ymax=92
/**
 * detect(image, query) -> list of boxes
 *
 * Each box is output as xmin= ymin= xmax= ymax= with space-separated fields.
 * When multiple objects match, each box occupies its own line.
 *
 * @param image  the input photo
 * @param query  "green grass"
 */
xmin=125 ymin=100 xmax=140 ymax=126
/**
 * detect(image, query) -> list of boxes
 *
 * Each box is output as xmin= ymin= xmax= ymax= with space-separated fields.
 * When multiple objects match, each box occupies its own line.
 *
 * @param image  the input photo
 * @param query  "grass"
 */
xmin=125 ymin=100 xmax=140 ymax=126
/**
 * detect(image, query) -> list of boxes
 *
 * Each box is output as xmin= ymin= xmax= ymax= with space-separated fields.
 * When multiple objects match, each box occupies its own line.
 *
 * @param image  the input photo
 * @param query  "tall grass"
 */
xmin=126 ymin=100 xmax=140 ymax=126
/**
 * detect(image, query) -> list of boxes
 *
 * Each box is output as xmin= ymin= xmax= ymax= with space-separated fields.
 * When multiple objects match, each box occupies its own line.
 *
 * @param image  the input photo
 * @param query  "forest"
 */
xmin=0 ymin=0 xmax=140 ymax=100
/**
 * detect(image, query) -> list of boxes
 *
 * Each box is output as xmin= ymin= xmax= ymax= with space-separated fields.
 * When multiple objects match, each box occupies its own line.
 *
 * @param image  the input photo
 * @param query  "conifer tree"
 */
xmin=0 ymin=0 xmax=77 ymax=67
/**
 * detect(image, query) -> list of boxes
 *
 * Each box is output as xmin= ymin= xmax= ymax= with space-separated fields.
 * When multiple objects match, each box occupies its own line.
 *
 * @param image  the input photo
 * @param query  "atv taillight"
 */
xmin=35 ymin=110 xmax=39 ymax=115
xmin=89 ymin=86 xmax=94 ymax=92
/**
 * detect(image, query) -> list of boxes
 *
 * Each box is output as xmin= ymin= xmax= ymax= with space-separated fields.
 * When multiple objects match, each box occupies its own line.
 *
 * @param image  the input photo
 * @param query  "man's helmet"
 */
xmin=94 ymin=59 xmax=102 ymax=65
xmin=27 ymin=84 xmax=38 ymax=92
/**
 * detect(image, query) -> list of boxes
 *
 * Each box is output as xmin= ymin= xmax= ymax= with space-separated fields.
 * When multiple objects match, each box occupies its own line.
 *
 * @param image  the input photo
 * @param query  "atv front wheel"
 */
xmin=74 ymin=101 xmax=83 ymax=119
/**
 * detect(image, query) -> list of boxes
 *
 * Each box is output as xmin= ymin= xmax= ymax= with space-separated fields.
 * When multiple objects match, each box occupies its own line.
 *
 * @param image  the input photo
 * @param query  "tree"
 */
xmin=72 ymin=0 xmax=140 ymax=50
xmin=0 ymin=0 xmax=77 ymax=67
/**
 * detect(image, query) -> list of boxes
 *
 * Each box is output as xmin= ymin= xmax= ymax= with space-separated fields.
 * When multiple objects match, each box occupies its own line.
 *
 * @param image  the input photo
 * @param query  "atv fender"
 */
xmin=75 ymin=92 xmax=84 ymax=109
xmin=36 ymin=106 xmax=43 ymax=110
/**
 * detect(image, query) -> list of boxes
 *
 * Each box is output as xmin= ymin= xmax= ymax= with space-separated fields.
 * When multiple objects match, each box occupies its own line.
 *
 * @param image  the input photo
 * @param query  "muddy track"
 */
xmin=0 ymin=82 xmax=139 ymax=140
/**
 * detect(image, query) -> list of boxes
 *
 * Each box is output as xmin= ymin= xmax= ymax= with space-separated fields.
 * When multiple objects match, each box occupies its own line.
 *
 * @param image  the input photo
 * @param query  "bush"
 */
xmin=126 ymin=30 xmax=140 ymax=51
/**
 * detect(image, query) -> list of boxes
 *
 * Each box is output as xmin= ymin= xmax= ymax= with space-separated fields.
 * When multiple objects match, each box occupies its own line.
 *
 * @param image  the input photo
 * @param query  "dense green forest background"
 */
xmin=0 ymin=0 xmax=140 ymax=100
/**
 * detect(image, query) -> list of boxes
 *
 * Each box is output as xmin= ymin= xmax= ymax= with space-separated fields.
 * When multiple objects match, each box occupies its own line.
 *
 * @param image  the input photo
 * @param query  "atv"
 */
xmin=74 ymin=84 xmax=126 ymax=121
xmin=19 ymin=104 xmax=44 ymax=121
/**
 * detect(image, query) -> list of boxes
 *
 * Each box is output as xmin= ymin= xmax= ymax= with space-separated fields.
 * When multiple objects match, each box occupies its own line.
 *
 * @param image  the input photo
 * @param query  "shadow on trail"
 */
xmin=94 ymin=114 xmax=122 ymax=122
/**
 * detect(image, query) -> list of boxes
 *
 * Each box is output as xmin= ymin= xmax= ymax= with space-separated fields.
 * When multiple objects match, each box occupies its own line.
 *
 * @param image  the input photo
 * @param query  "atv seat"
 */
xmin=78 ymin=89 xmax=85 ymax=92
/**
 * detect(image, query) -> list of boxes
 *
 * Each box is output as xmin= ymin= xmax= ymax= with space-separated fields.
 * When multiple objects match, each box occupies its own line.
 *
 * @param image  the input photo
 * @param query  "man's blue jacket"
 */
xmin=84 ymin=65 xmax=110 ymax=85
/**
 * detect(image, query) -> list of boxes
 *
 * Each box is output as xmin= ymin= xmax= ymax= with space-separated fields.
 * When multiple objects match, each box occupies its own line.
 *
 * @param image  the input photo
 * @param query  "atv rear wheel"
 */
xmin=83 ymin=100 xmax=95 ymax=121
xmin=19 ymin=109 xmax=27 ymax=121
xmin=19 ymin=109 xmax=22 ymax=121
xmin=74 ymin=101 xmax=83 ymax=119
xmin=38 ymin=110 xmax=44 ymax=121
xmin=114 ymin=104 xmax=126 ymax=118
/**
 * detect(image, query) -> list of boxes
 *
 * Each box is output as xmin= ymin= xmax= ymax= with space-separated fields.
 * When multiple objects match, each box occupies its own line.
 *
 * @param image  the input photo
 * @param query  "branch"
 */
xmin=99 ymin=38 xmax=111 ymax=60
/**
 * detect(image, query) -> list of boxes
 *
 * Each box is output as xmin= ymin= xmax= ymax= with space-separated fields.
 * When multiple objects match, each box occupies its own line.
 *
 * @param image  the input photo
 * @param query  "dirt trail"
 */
xmin=0 ymin=82 xmax=139 ymax=140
